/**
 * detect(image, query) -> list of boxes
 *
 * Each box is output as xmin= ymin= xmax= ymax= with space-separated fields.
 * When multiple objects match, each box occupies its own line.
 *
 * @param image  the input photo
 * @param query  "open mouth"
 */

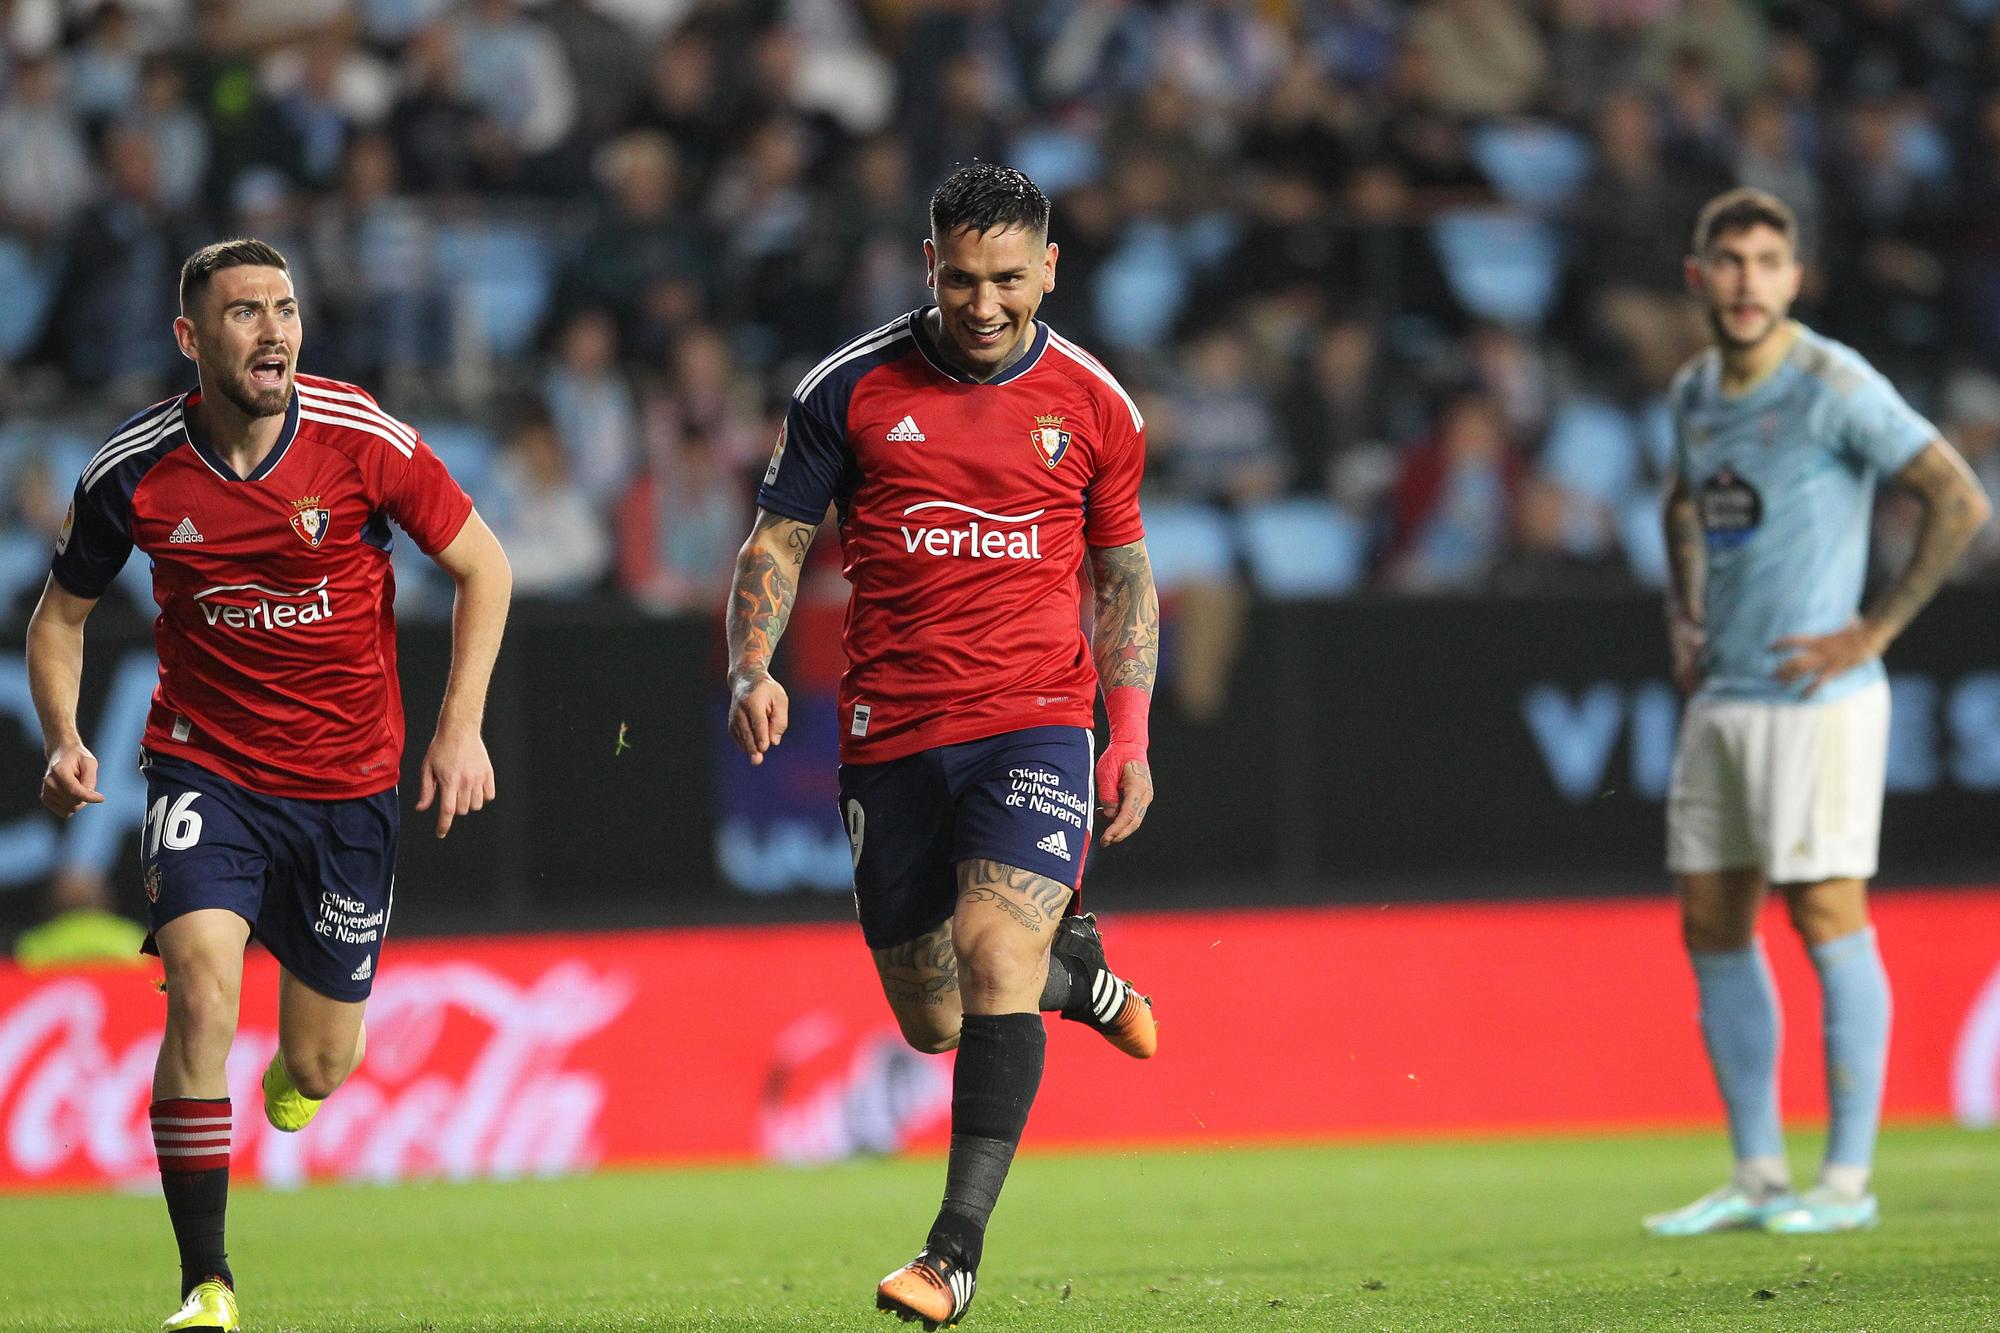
xmin=962 ymin=321 xmax=1008 ymax=351
xmin=249 ymin=355 xmax=288 ymax=388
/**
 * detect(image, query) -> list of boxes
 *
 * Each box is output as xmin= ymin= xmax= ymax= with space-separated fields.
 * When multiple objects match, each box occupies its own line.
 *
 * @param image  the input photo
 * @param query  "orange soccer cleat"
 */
xmin=876 ymin=1249 xmax=975 ymax=1329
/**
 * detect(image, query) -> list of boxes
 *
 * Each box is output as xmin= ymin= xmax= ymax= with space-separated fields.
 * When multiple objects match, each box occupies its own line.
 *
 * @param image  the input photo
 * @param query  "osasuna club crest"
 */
xmin=1030 ymin=414 xmax=1071 ymax=469
xmin=290 ymin=495 xmax=331 ymax=547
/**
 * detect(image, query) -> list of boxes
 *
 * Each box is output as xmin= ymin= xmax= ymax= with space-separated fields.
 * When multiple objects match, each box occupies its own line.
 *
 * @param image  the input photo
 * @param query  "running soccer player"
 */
xmin=26 ymin=239 xmax=511 ymax=1330
xmin=1645 ymin=190 xmax=1989 ymax=1237
xmin=725 ymin=164 xmax=1159 ymax=1328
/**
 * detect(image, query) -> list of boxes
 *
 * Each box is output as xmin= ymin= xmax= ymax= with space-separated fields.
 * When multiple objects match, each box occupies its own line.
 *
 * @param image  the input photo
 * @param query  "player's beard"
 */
xmin=1708 ymin=302 xmax=1779 ymax=352
xmin=212 ymin=361 xmax=292 ymax=419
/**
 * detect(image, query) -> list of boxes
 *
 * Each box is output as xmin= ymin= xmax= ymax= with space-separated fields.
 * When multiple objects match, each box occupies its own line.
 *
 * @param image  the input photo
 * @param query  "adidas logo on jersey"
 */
xmin=350 ymin=955 xmax=373 ymax=983
xmin=169 ymin=517 xmax=204 ymax=544
xmin=1036 ymin=829 xmax=1071 ymax=862
xmin=886 ymin=415 xmax=926 ymax=442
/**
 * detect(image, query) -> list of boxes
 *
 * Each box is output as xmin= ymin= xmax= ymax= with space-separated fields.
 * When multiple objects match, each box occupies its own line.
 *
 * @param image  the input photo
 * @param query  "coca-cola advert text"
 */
xmin=2 ymin=889 xmax=1998 ymax=1192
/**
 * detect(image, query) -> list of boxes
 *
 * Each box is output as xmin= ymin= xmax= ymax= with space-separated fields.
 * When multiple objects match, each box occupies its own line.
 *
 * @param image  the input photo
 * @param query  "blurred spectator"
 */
xmin=450 ymin=0 xmax=579 ymax=183
xmin=1159 ymin=323 xmax=1288 ymax=504
xmin=833 ymin=135 xmax=928 ymax=335
xmin=69 ymin=2 xmax=147 ymax=124
xmin=307 ymin=131 xmax=444 ymax=393
xmin=265 ymin=30 xmax=394 ymax=190
xmin=1734 ymin=92 xmax=1823 ymax=263
xmin=542 ymin=307 xmax=641 ymax=505
xmin=1822 ymin=99 xmax=1951 ymax=381
xmin=558 ymin=129 xmax=706 ymax=342
xmin=1951 ymin=88 xmax=2000 ymax=368
xmin=906 ymin=49 xmax=1008 ymax=188
xmin=44 ymin=125 xmax=205 ymax=393
xmin=628 ymin=25 xmax=734 ymax=199
xmin=485 ymin=396 xmax=612 ymax=597
xmin=122 ymin=55 xmax=212 ymax=214
xmin=1658 ymin=48 xmax=1734 ymax=180
xmin=0 ymin=53 xmax=96 ymax=238
xmin=1386 ymin=387 xmax=1520 ymax=592
xmin=385 ymin=25 xmax=484 ymax=194
xmin=706 ymin=116 xmax=838 ymax=361
xmin=1637 ymin=0 xmax=1768 ymax=98
xmin=1404 ymin=0 xmax=1548 ymax=120
xmin=617 ymin=422 xmax=750 ymax=617
xmin=1277 ymin=317 xmax=1406 ymax=534
xmin=1567 ymin=90 xmax=1717 ymax=387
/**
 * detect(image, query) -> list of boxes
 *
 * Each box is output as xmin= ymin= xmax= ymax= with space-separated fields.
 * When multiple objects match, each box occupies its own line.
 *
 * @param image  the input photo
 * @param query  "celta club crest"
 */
xmin=1030 ymin=414 xmax=1071 ymax=469
xmin=290 ymin=495 xmax=331 ymax=547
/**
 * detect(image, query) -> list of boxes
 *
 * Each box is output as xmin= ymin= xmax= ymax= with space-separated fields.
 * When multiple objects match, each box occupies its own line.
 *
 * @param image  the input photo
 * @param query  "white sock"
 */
xmin=1733 ymin=1156 xmax=1791 ymax=1201
xmin=1819 ymin=1162 xmax=1871 ymax=1200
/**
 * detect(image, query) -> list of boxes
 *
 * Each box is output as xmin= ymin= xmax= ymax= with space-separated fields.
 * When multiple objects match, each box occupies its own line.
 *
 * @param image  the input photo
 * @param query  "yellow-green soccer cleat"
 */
xmin=262 ymin=1051 xmax=322 ymax=1133
xmin=161 ymin=1278 xmax=238 ymax=1331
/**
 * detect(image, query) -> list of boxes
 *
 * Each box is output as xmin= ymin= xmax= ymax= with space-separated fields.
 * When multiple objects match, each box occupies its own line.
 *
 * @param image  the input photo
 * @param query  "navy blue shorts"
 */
xmin=838 ymin=725 xmax=1094 ymax=950
xmin=139 ymin=751 xmax=398 ymax=1002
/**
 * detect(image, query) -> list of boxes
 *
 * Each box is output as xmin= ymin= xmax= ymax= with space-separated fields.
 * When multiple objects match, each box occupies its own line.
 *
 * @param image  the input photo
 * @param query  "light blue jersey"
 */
xmin=1670 ymin=325 xmax=1934 ymax=703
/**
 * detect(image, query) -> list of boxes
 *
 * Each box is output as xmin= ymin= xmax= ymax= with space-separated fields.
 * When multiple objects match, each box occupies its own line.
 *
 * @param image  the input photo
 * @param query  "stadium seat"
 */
xmin=433 ymin=223 xmax=556 ymax=362
xmin=1141 ymin=499 xmax=1237 ymax=591
xmin=0 ymin=532 xmax=49 ymax=617
xmin=0 ymin=236 xmax=60 ymax=361
xmin=1008 ymin=126 xmax=1101 ymax=200
xmin=1538 ymin=397 xmax=1641 ymax=559
xmin=1237 ymin=498 xmax=1366 ymax=598
xmin=411 ymin=421 xmax=499 ymax=504
xmin=1430 ymin=210 xmax=1563 ymax=328
xmin=1470 ymin=122 xmax=1593 ymax=213
xmin=1092 ymin=220 xmax=1190 ymax=352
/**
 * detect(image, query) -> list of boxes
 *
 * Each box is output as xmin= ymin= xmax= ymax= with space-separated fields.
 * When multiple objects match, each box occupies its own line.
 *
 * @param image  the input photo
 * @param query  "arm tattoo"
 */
xmin=1088 ymin=539 xmax=1160 ymax=694
xmin=1867 ymin=441 xmax=1992 ymax=642
xmin=872 ymin=921 xmax=959 ymax=1004
xmin=1663 ymin=475 xmax=1705 ymax=622
xmin=958 ymin=861 xmax=1071 ymax=934
xmin=726 ymin=509 xmax=817 ymax=683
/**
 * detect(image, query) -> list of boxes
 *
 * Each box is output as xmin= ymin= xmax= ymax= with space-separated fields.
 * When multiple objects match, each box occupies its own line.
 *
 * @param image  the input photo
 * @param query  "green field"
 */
xmin=2 ymin=1126 xmax=1994 ymax=1331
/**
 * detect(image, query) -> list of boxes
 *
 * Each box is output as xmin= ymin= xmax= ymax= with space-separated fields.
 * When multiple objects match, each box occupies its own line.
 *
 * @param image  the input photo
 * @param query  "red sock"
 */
xmin=151 ymin=1098 xmax=233 ymax=1297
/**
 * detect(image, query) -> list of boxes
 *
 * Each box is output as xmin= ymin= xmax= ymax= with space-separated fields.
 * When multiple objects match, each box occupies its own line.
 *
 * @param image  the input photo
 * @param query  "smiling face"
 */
xmin=175 ymin=264 xmax=300 ymax=419
xmin=923 ymin=223 xmax=1056 ymax=379
xmin=1687 ymin=222 xmax=1801 ymax=352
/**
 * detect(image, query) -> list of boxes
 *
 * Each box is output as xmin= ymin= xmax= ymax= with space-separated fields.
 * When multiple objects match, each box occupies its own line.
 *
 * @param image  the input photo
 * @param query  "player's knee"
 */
xmin=954 ymin=938 xmax=1041 ymax=1009
xmin=164 ymin=972 xmax=239 ymax=1050
xmin=281 ymin=1042 xmax=354 ymax=1100
xmin=1682 ymin=914 xmax=1752 ymax=952
xmin=898 ymin=1021 xmax=960 ymax=1055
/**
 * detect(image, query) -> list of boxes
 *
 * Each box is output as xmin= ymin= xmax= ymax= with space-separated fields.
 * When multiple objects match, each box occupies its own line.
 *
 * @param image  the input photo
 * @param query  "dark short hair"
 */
xmin=1691 ymin=188 xmax=1797 ymax=256
xmin=929 ymin=163 xmax=1050 ymax=241
xmin=179 ymin=238 xmax=289 ymax=313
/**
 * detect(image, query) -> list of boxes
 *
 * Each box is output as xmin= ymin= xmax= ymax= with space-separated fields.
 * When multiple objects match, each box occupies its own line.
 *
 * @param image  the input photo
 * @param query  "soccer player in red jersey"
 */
xmin=25 ymin=239 xmax=511 ymax=1332
xmin=725 ymin=164 xmax=1160 ymax=1328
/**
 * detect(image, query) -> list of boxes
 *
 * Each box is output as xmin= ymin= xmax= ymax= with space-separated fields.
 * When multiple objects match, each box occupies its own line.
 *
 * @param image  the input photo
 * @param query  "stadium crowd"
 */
xmin=5 ymin=0 xmax=2000 ymax=631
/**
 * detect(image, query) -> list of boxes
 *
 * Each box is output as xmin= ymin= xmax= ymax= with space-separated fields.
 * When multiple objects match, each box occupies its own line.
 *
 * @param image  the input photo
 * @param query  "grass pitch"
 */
xmin=1 ymin=1125 xmax=1993 ymax=1331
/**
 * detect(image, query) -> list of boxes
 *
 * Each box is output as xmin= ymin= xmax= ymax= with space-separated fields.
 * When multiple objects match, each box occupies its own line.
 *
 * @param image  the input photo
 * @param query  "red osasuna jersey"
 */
xmin=757 ymin=310 xmax=1146 ymax=764
xmin=52 ymin=374 xmax=474 ymax=799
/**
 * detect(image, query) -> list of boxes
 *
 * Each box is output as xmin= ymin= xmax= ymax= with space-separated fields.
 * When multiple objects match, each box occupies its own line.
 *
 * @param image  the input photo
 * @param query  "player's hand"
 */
xmin=1772 ymin=620 xmax=1889 ymax=697
xmin=416 ymin=725 xmax=496 ymax=838
xmin=1668 ymin=612 xmax=1706 ymax=696
xmin=1094 ymin=744 xmax=1152 ymax=847
xmin=40 ymin=741 xmax=105 ymax=818
xmin=728 ymin=670 xmax=789 ymax=765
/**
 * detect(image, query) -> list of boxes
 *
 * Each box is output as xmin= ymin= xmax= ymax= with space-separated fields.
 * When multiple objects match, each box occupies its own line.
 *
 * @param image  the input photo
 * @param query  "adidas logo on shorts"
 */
xmin=1036 ymin=829 xmax=1071 ymax=862
xmin=886 ymin=414 xmax=926 ymax=442
xmin=349 ymin=955 xmax=373 ymax=983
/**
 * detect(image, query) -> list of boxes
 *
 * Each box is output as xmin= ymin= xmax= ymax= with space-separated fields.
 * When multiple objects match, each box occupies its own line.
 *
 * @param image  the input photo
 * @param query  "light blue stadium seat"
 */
xmin=1142 ymin=499 xmax=1236 ymax=591
xmin=0 ymin=236 xmax=61 ymax=362
xmin=1430 ymin=210 xmax=1563 ymax=328
xmin=434 ymin=223 xmax=555 ymax=361
xmin=0 ymin=532 xmax=50 ymax=616
xmin=411 ymin=421 xmax=499 ymax=504
xmin=1237 ymin=498 xmax=1366 ymax=598
xmin=1008 ymin=127 xmax=1101 ymax=199
xmin=1470 ymin=122 xmax=1593 ymax=213
xmin=1092 ymin=220 xmax=1189 ymax=352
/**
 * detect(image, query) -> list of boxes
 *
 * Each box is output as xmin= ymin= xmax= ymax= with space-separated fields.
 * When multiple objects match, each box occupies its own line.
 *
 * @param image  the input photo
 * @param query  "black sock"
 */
xmin=927 ymin=1012 xmax=1045 ymax=1271
xmin=152 ymin=1098 xmax=233 ymax=1298
xmin=1037 ymin=953 xmax=1086 ymax=1013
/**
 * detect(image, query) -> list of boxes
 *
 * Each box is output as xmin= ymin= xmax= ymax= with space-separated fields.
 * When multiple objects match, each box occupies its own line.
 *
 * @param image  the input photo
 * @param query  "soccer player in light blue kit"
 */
xmin=1646 ymin=189 xmax=1990 ymax=1236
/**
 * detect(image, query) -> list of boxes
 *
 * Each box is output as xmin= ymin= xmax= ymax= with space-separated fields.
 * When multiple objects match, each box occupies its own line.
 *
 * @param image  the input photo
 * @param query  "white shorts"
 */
xmin=1665 ymin=679 xmax=1890 ymax=884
